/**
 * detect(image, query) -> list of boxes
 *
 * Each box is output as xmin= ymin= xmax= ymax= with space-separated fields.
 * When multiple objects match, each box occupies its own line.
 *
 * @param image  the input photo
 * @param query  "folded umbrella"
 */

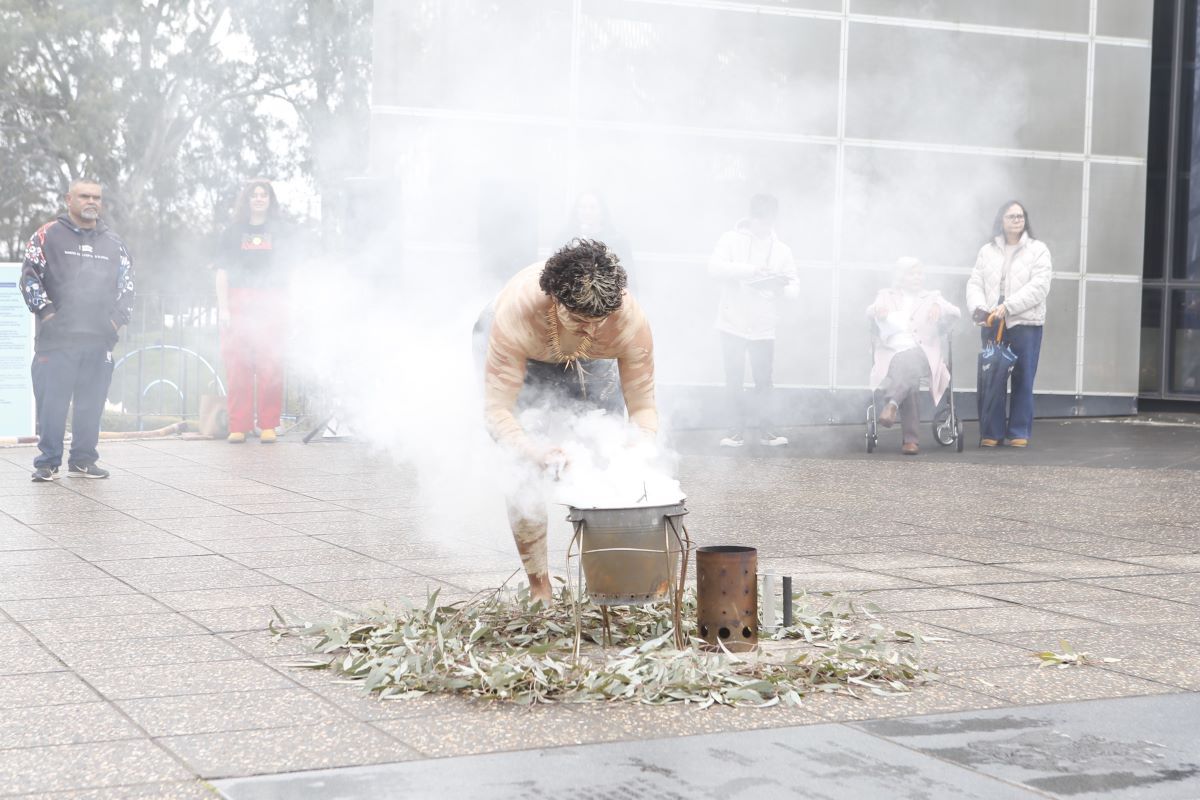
xmin=976 ymin=320 xmax=1017 ymax=443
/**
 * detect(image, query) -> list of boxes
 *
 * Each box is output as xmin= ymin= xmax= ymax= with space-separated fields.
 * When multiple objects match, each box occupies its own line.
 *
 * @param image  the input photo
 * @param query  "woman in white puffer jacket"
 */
xmin=965 ymin=200 xmax=1052 ymax=448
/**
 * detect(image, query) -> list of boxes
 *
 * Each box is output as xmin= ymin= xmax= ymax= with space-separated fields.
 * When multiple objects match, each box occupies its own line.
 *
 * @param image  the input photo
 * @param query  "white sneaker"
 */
xmin=760 ymin=433 xmax=789 ymax=447
xmin=719 ymin=433 xmax=744 ymax=448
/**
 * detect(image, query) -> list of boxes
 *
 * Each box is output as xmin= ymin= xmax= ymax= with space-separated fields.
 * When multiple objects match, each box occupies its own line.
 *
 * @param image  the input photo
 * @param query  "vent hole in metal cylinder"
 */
xmin=718 ymin=627 xmax=731 ymax=639
xmin=742 ymin=627 xmax=752 ymax=639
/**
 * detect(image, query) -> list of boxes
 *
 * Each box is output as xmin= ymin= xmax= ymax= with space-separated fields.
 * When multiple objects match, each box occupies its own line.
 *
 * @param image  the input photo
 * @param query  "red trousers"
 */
xmin=221 ymin=288 xmax=286 ymax=433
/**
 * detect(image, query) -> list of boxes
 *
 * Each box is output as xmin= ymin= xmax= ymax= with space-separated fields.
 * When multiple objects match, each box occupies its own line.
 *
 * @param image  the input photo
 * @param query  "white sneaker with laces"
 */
xmin=760 ymin=433 xmax=789 ymax=447
xmin=719 ymin=433 xmax=744 ymax=448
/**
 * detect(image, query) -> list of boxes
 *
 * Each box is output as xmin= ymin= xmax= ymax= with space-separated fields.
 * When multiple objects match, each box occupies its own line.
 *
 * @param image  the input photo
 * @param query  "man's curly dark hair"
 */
xmin=539 ymin=238 xmax=627 ymax=317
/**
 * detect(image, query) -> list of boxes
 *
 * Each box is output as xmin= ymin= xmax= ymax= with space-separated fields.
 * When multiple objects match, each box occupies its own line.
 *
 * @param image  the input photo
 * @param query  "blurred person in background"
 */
xmin=709 ymin=194 xmax=798 ymax=448
xmin=481 ymin=239 xmax=657 ymax=604
xmin=21 ymin=177 xmax=134 ymax=481
xmin=966 ymin=200 xmax=1052 ymax=448
xmin=867 ymin=257 xmax=961 ymax=455
xmin=213 ymin=178 xmax=291 ymax=444
xmin=559 ymin=190 xmax=633 ymax=289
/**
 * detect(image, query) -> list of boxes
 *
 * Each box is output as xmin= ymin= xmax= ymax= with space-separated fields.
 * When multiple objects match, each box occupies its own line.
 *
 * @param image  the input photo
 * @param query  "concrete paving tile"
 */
xmin=790 ymin=571 xmax=924 ymax=592
xmin=0 ymin=549 xmax=82 ymax=567
xmin=46 ymin=635 xmax=247 ymax=670
xmin=0 ymin=531 xmax=59 ymax=551
xmin=0 ymin=702 xmax=141 ymax=749
xmin=0 ymin=740 xmax=190 ymax=793
xmin=1002 ymin=557 xmax=1169 ymax=579
xmin=160 ymin=721 xmax=417 ymax=778
xmin=1047 ymin=538 xmax=1191 ymax=558
xmin=906 ymin=636 xmax=1038 ymax=672
xmin=28 ymin=521 xmax=164 ymax=538
xmin=116 ymin=688 xmax=343 ymax=736
xmin=985 ymin=626 xmax=1199 ymax=663
xmin=183 ymin=603 xmax=343 ymax=634
xmin=0 ymin=594 xmax=169 ymax=622
xmin=23 ymin=613 xmax=211 ymax=643
xmin=855 ymin=588 xmax=1004 ymax=613
xmin=256 ymin=510 xmax=372 ymax=526
xmin=70 ymin=542 xmax=212 ymax=561
xmin=959 ymin=581 xmax=1137 ymax=606
xmin=0 ymin=644 xmax=63 ymax=675
xmin=0 ymin=577 xmax=138 ymax=602
xmin=816 ymin=553 xmax=976 ymax=571
xmin=0 ymin=672 xmax=98 ymax=709
xmin=77 ymin=659 xmax=293 ymax=700
xmin=17 ymin=780 xmax=217 ymax=798
xmin=296 ymin=578 xmax=455 ymax=604
xmin=223 ymin=549 xmax=382 ymax=569
xmin=150 ymin=517 xmax=287 ymax=535
xmin=219 ymin=631 xmax=317 ymax=659
xmin=16 ymin=510 xmax=143 ymax=526
xmin=153 ymin=587 xmax=321 ymax=613
xmin=1077 ymin=573 xmax=1200 ymax=600
xmin=801 ymin=681 xmax=1009 ymax=722
xmin=120 ymin=569 xmax=281 ymax=593
xmin=256 ymin=562 xmax=415 ymax=583
xmin=123 ymin=505 xmax=244 ymax=521
xmin=44 ymin=531 xmax=190 ymax=549
xmin=99 ymin=555 xmax=241 ymax=576
xmin=946 ymin=665 xmax=1176 ymax=705
xmin=1125 ymin=553 xmax=1200 ymax=571
xmin=0 ymin=562 xmax=111 ymax=583
xmin=1040 ymin=597 xmax=1200 ymax=626
xmin=227 ymin=501 xmax=344 ymax=516
xmin=883 ymin=566 xmax=1045 ymax=586
xmin=197 ymin=537 xmax=335 ymax=555
xmin=903 ymin=606 xmax=1097 ymax=635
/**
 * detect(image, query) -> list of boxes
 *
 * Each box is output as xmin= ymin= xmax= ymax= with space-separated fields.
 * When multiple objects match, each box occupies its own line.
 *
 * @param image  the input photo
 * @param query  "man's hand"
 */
xmin=986 ymin=304 xmax=1007 ymax=327
xmin=874 ymin=304 xmax=889 ymax=320
xmin=541 ymin=447 xmax=568 ymax=480
xmin=927 ymin=305 xmax=941 ymax=323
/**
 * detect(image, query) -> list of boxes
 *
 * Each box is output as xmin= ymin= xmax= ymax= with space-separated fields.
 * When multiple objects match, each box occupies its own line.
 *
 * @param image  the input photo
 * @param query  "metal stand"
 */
xmin=566 ymin=514 xmax=693 ymax=660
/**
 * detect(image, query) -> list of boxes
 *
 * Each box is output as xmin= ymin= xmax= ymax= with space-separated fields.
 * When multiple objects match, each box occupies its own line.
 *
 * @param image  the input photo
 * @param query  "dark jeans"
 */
xmin=979 ymin=323 xmax=1043 ymax=441
xmin=32 ymin=344 xmax=114 ymax=469
xmin=878 ymin=347 xmax=930 ymax=445
xmin=722 ymin=333 xmax=775 ymax=433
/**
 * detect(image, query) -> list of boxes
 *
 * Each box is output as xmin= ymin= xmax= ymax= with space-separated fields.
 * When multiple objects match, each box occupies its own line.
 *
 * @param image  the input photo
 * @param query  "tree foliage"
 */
xmin=0 ymin=0 xmax=371 ymax=291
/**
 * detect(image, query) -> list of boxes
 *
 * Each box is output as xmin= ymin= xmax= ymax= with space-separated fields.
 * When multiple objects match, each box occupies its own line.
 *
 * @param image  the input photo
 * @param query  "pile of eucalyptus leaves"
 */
xmin=276 ymin=584 xmax=932 ymax=708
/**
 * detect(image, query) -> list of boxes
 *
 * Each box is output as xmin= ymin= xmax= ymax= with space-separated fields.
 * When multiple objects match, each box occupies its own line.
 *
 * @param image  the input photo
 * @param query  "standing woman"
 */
xmin=965 ymin=200 xmax=1052 ymax=447
xmin=215 ymin=179 xmax=289 ymax=443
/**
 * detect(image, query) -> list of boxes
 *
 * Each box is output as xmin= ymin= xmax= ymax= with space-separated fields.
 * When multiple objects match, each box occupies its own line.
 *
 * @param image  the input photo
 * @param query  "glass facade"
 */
xmin=1142 ymin=0 xmax=1200 ymax=398
xmin=372 ymin=1 xmax=1152 ymax=419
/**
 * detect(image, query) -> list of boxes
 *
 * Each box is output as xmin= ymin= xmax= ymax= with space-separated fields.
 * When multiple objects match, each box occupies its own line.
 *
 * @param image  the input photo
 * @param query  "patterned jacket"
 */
xmin=21 ymin=215 xmax=135 ymax=351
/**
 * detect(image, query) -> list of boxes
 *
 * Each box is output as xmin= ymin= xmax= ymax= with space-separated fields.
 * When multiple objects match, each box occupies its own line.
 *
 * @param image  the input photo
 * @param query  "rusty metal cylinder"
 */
xmin=696 ymin=545 xmax=758 ymax=652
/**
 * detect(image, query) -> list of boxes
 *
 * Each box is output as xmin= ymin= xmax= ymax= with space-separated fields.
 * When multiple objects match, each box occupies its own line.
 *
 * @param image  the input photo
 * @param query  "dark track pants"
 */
xmin=33 ymin=344 xmax=114 ymax=469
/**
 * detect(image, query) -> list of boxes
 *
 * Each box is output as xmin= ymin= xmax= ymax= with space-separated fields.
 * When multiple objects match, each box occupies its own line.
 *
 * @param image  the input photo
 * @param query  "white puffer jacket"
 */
xmin=965 ymin=234 xmax=1052 ymax=327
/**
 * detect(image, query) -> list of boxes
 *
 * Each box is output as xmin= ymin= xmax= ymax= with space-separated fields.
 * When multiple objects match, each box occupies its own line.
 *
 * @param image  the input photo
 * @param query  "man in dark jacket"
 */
xmin=20 ymin=178 xmax=134 ymax=481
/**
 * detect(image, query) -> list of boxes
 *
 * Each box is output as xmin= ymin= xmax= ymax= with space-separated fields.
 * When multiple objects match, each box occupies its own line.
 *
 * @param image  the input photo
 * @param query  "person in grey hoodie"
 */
xmin=708 ymin=194 xmax=798 ymax=447
xmin=20 ymin=177 xmax=134 ymax=482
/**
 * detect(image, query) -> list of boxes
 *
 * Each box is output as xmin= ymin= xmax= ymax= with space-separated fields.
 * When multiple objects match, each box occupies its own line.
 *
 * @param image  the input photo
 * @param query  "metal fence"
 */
xmin=109 ymin=294 xmax=311 ymax=430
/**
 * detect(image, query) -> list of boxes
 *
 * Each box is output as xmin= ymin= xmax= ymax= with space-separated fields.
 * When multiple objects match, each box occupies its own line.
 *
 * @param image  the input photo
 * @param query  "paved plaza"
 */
xmin=0 ymin=417 xmax=1197 ymax=797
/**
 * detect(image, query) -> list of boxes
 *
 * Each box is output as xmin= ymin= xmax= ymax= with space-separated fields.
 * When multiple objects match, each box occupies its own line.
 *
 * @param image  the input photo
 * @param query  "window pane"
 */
xmin=1169 ymin=289 xmax=1200 ymax=393
xmin=1140 ymin=287 xmax=1163 ymax=394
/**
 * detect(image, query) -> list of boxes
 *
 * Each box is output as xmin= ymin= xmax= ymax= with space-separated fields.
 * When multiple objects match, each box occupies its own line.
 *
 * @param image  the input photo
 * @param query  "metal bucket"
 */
xmin=568 ymin=502 xmax=687 ymax=605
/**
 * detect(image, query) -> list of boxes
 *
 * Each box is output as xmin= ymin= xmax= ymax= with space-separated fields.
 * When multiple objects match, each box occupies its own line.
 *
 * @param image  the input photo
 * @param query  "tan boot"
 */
xmin=259 ymin=428 xmax=277 ymax=443
xmin=227 ymin=432 xmax=246 ymax=444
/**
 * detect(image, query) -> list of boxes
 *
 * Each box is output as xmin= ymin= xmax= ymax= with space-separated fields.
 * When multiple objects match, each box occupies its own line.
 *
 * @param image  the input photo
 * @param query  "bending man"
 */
xmin=482 ymin=239 xmax=656 ymax=604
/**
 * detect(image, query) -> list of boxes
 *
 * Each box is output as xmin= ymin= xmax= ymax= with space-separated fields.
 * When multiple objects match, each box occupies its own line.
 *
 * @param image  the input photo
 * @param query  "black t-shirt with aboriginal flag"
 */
xmin=218 ymin=223 xmax=291 ymax=289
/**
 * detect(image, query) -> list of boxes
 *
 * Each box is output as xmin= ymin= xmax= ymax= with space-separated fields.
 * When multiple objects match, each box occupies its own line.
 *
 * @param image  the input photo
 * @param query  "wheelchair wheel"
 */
xmin=955 ymin=420 xmax=965 ymax=452
xmin=866 ymin=406 xmax=877 ymax=453
xmin=933 ymin=406 xmax=956 ymax=447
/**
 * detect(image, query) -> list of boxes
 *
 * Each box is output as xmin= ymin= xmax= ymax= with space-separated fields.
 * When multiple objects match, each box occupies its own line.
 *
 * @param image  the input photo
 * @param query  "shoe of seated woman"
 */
xmin=1004 ymin=438 xmax=1028 ymax=447
xmin=227 ymin=432 xmax=246 ymax=444
xmin=980 ymin=438 xmax=998 ymax=447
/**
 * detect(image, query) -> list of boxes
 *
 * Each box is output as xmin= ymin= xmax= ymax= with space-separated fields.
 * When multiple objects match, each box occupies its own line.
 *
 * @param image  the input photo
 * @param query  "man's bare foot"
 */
xmin=528 ymin=574 xmax=553 ymax=606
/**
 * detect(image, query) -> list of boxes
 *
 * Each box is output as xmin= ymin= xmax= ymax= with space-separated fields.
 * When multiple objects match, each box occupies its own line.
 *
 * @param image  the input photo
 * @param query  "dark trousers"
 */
xmin=32 ymin=344 xmax=114 ymax=469
xmin=979 ymin=323 xmax=1043 ymax=441
xmin=722 ymin=333 xmax=775 ymax=433
xmin=878 ymin=347 xmax=930 ymax=445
